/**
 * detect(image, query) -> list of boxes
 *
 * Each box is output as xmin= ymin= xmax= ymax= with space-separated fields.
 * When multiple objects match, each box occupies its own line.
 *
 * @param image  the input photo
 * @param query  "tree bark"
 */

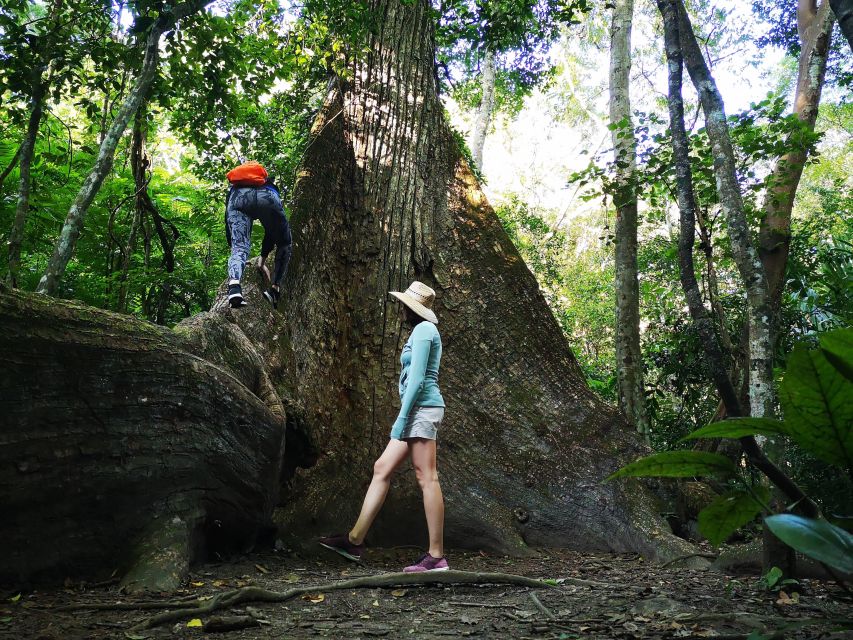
xmin=6 ymin=82 xmax=46 ymax=288
xmin=36 ymin=1 xmax=208 ymax=297
xmin=0 ymin=278 xmax=285 ymax=591
xmin=609 ymin=0 xmax=648 ymax=441
xmin=829 ymin=0 xmax=853 ymax=51
xmin=470 ymin=48 xmax=496 ymax=171
xmin=759 ymin=0 xmax=833 ymax=312
xmin=672 ymin=0 xmax=773 ymax=419
xmin=270 ymin=0 xmax=699 ymax=563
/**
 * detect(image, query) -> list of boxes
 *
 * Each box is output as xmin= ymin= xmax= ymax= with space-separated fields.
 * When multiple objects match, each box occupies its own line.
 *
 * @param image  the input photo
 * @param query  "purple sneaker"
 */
xmin=318 ymin=534 xmax=365 ymax=562
xmin=403 ymin=553 xmax=449 ymax=573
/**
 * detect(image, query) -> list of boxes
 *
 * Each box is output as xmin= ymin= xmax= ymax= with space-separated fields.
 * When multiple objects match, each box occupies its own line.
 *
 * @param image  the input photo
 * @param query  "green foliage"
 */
xmin=784 ymin=198 xmax=853 ymax=336
xmin=494 ymin=197 xmax=617 ymax=400
xmin=764 ymin=514 xmax=853 ymax=574
xmin=437 ymin=1 xmax=590 ymax=120
xmin=698 ymin=487 xmax=769 ymax=546
xmin=613 ymin=328 xmax=853 ymax=548
xmin=681 ymin=418 xmax=785 ymax=442
xmin=778 ymin=331 xmax=853 ymax=471
xmin=606 ymin=451 xmax=737 ymax=480
xmin=757 ymin=566 xmax=800 ymax=592
xmin=0 ymin=2 xmax=321 ymax=324
xmin=751 ymin=0 xmax=852 ymax=90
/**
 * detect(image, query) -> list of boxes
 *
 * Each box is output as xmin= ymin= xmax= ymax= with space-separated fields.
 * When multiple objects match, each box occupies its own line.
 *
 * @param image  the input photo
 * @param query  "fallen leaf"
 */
xmin=212 ymin=580 xmax=227 ymax=588
xmin=302 ymin=593 xmax=325 ymax=603
xmin=776 ymin=590 xmax=799 ymax=606
xmin=285 ymin=574 xmax=301 ymax=583
xmin=372 ymin=599 xmax=380 ymax=607
xmin=391 ymin=589 xmax=407 ymax=597
xmin=255 ymin=564 xmax=270 ymax=574
xmin=186 ymin=618 xmax=203 ymax=627
xmin=191 ymin=581 xmax=204 ymax=587
xmin=8 ymin=595 xmax=20 ymax=603
xmin=360 ymin=614 xmax=371 ymax=620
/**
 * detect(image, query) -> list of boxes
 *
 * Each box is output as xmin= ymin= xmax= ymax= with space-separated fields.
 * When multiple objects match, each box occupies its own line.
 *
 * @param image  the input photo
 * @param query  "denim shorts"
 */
xmin=401 ymin=407 xmax=445 ymax=440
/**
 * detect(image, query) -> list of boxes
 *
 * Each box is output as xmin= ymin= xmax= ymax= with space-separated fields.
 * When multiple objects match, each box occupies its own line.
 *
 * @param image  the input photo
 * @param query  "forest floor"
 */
xmin=3 ymin=547 xmax=851 ymax=640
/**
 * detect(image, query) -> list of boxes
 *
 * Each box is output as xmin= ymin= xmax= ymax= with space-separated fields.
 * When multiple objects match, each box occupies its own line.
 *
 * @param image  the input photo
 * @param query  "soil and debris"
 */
xmin=3 ymin=548 xmax=850 ymax=639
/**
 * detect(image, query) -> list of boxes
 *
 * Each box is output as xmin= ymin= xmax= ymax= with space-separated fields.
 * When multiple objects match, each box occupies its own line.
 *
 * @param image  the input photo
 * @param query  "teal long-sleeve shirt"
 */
xmin=390 ymin=320 xmax=445 ymax=439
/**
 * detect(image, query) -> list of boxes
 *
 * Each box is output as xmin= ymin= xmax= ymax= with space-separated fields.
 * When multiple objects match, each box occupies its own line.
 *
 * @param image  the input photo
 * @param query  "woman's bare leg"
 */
xmin=348 ymin=439 xmax=410 ymax=545
xmin=410 ymin=438 xmax=444 ymax=558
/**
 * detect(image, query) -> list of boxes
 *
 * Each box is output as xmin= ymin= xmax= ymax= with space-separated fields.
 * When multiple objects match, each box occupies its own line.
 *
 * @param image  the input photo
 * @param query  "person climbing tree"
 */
xmin=225 ymin=161 xmax=292 ymax=308
xmin=320 ymin=281 xmax=449 ymax=573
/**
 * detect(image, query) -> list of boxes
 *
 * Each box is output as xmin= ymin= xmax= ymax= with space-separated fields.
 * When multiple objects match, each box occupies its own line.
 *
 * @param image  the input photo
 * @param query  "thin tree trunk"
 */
xmin=7 ymin=83 xmax=46 ymax=287
xmin=696 ymin=207 xmax=733 ymax=355
xmin=470 ymin=48 xmax=496 ymax=170
xmin=759 ymin=0 xmax=833 ymax=311
xmin=117 ymin=111 xmax=146 ymax=312
xmin=829 ymin=0 xmax=853 ymax=51
xmin=658 ymin=0 xmax=820 ymax=521
xmin=128 ymin=102 xmax=177 ymax=322
xmin=609 ymin=0 xmax=648 ymax=440
xmin=671 ymin=0 xmax=773 ymax=419
xmin=36 ymin=0 xmax=207 ymax=296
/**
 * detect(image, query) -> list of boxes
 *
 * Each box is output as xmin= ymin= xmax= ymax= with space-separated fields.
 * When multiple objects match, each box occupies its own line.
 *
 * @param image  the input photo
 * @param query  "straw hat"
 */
xmin=389 ymin=281 xmax=438 ymax=324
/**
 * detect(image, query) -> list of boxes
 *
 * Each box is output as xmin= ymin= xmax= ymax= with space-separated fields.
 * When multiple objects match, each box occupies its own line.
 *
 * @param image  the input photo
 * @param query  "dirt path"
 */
xmin=3 ymin=548 xmax=850 ymax=639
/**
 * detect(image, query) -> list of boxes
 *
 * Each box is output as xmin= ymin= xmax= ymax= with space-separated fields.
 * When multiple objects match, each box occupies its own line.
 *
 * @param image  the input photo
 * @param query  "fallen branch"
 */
xmin=124 ymin=570 xmax=552 ymax=633
xmin=528 ymin=592 xmax=556 ymax=620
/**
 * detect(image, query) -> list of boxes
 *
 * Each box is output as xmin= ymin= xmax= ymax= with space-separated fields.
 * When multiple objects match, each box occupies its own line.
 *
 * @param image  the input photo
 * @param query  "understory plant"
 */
xmin=609 ymin=327 xmax=853 ymax=574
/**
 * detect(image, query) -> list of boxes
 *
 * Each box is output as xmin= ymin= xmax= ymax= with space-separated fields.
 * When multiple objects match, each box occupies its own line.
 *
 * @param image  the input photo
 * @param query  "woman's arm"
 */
xmin=390 ymin=333 xmax=432 ymax=439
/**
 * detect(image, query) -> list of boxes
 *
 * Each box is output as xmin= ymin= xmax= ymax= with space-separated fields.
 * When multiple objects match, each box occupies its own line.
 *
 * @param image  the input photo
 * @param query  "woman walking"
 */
xmin=320 ymin=281 xmax=448 ymax=572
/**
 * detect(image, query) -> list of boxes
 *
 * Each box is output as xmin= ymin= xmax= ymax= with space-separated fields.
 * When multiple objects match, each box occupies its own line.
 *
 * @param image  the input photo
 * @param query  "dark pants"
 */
xmin=226 ymin=187 xmax=292 ymax=287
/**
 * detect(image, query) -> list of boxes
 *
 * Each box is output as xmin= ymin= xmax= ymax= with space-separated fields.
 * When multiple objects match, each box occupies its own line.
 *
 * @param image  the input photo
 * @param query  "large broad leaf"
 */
xmin=764 ymin=514 xmax=853 ymax=574
xmin=820 ymin=328 xmax=853 ymax=384
xmin=681 ymin=418 xmax=785 ymax=442
xmin=607 ymin=451 xmax=736 ymax=481
xmin=779 ymin=344 xmax=853 ymax=471
xmin=698 ymin=487 xmax=769 ymax=546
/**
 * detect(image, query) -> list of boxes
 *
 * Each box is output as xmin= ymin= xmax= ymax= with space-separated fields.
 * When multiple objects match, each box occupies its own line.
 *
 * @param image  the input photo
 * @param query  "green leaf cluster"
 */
xmin=609 ymin=328 xmax=853 ymax=570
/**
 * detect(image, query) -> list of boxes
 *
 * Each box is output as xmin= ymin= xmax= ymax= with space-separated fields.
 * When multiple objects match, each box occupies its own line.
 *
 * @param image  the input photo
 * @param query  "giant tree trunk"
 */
xmin=609 ymin=0 xmax=648 ymax=441
xmin=270 ymin=0 xmax=697 ymax=563
xmin=0 ymin=278 xmax=285 ymax=591
xmin=0 ymin=0 xmax=704 ymax=590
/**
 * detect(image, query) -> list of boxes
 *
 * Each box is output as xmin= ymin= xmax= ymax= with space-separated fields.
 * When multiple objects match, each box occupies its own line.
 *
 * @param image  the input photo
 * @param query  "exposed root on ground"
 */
xmin=102 ymin=570 xmax=555 ymax=633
